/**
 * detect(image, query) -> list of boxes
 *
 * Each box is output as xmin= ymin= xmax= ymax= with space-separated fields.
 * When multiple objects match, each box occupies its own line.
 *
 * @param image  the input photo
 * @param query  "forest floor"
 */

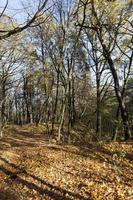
xmin=0 ymin=125 xmax=132 ymax=200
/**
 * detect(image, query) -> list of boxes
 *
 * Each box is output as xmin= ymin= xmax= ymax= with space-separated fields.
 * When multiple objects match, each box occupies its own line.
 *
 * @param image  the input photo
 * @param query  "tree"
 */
xmin=76 ymin=0 xmax=133 ymax=140
xmin=0 ymin=34 xmax=23 ymax=136
xmin=0 ymin=0 xmax=49 ymax=40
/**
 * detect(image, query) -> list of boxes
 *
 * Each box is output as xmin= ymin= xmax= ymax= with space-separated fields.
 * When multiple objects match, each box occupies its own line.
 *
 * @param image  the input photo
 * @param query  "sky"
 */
xmin=0 ymin=0 xmax=73 ymax=23
xmin=0 ymin=0 xmax=39 ymax=23
xmin=0 ymin=0 xmax=22 ymax=9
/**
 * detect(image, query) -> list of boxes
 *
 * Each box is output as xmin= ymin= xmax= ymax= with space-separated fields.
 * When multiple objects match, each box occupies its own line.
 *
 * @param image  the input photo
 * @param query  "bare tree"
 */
xmin=76 ymin=0 xmax=132 ymax=140
xmin=0 ymin=0 xmax=49 ymax=40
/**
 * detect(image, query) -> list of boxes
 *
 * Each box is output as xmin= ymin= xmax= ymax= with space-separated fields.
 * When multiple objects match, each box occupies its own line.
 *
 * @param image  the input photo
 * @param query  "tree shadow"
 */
xmin=45 ymin=146 xmax=132 ymax=188
xmin=0 ymin=157 xmax=91 ymax=200
xmin=0 ymin=188 xmax=18 ymax=200
xmin=125 ymin=153 xmax=133 ymax=161
xmin=14 ymin=129 xmax=46 ymax=139
xmin=1 ymin=130 xmax=132 ymax=168
xmin=0 ymin=132 xmax=48 ymax=148
xmin=1 ymin=126 xmax=49 ymax=149
xmin=0 ymin=137 xmax=39 ymax=148
xmin=46 ymin=143 xmax=132 ymax=169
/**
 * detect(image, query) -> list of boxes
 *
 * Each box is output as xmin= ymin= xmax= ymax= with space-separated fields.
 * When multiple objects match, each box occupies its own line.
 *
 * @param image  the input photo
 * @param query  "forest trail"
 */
xmin=0 ymin=126 xmax=133 ymax=200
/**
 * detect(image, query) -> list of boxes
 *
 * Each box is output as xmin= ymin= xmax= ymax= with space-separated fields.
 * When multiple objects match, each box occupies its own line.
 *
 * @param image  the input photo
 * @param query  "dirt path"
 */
xmin=0 ymin=127 xmax=133 ymax=200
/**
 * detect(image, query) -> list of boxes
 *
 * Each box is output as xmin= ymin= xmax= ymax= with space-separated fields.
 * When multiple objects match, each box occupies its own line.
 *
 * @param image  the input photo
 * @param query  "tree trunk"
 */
xmin=102 ymin=44 xmax=131 ymax=140
xmin=112 ymin=106 xmax=120 ymax=141
xmin=96 ymin=74 xmax=102 ymax=140
xmin=57 ymin=88 xmax=66 ymax=142
xmin=51 ymin=70 xmax=59 ymax=135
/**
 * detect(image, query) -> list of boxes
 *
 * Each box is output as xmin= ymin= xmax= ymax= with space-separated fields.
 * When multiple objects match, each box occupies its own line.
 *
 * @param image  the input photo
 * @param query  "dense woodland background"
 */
xmin=0 ymin=1 xmax=133 ymax=200
xmin=0 ymin=0 xmax=133 ymax=142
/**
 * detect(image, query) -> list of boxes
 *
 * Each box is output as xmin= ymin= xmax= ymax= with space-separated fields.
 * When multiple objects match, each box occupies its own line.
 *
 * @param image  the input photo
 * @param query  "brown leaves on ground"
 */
xmin=0 ymin=126 xmax=133 ymax=200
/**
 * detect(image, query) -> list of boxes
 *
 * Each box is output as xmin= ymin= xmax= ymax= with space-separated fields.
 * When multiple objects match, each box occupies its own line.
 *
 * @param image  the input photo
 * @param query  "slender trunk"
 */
xmin=96 ymin=105 xmax=101 ymax=140
xmin=0 ymin=111 xmax=2 ymax=138
xmin=29 ymin=112 xmax=33 ymax=124
xmin=67 ymin=79 xmax=71 ymax=143
xmin=58 ymin=101 xmax=66 ymax=142
xmin=96 ymin=75 xmax=101 ymax=140
xmin=112 ymin=106 xmax=120 ymax=141
xmin=0 ymin=87 xmax=6 ymax=137
xmin=29 ymin=91 xmax=33 ymax=124
xmin=71 ymin=71 xmax=75 ymax=127
xmin=51 ymin=70 xmax=59 ymax=135
xmin=57 ymin=87 xmax=67 ymax=142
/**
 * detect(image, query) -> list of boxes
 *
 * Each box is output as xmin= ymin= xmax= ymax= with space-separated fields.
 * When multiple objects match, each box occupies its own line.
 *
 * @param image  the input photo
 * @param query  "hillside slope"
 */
xmin=0 ymin=126 xmax=132 ymax=200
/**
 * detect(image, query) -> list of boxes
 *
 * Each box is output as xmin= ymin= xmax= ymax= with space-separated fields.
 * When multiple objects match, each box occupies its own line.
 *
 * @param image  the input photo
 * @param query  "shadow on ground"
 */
xmin=0 ymin=157 xmax=90 ymax=200
xmin=0 ymin=126 xmax=132 ymax=200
